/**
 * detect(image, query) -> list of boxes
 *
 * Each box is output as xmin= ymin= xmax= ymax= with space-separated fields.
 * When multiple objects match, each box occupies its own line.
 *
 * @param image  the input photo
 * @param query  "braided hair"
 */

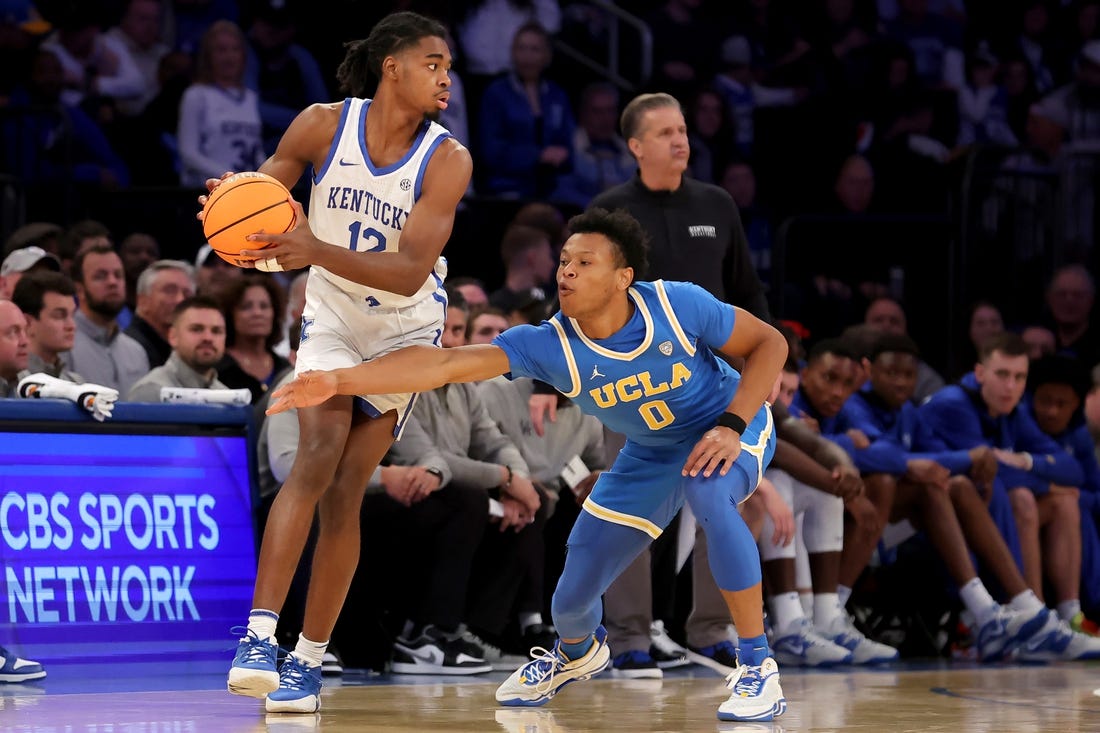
xmin=336 ymin=12 xmax=447 ymax=97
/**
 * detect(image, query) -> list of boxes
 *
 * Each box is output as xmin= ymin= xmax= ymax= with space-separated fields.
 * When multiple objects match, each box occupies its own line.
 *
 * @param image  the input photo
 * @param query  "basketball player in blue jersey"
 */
xmin=198 ymin=12 xmax=476 ymax=714
xmin=267 ymin=208 xmax=790 ymax=723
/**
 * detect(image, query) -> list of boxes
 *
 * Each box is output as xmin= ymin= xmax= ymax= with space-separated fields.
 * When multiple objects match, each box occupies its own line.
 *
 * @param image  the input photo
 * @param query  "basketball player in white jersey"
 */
xmin=200 ymin=12 xmax=474 ymax=714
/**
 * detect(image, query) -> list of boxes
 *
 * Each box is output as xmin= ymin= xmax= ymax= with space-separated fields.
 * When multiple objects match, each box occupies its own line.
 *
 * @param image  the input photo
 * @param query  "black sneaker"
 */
xmin=392 ymin=625 xmax=492 ymax=675
xmin=649 ymin=620 xmax=691 ymax=669
xmin=611 ymin=649 xmax=662 ymax=678
xmin=686 ymin=640 xmax=739 ymax=675
xmin=520 ymin=623 xmax=558 ymax=653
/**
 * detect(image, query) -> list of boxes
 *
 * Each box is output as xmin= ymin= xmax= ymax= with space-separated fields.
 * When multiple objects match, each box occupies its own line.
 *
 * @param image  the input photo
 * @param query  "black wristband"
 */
xmin=716 ymin=412 xmax=747 ymax=434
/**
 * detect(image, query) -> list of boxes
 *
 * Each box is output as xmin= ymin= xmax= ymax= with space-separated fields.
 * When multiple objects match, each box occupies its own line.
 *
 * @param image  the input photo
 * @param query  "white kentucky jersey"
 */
xmin=308 ymin=97 xmax=453 ymax=309
xmin=178 ymin=84 xmax=265 ymax=187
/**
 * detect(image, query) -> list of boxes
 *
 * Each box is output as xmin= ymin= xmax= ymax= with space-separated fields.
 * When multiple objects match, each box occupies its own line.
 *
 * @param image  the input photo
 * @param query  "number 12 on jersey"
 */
xmin=347 ymin=222 xmax=387 ymax=252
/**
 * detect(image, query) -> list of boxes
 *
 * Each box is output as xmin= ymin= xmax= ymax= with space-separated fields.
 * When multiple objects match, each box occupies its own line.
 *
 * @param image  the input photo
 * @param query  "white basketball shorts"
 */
xmin=295 ymin=268 xmax=447 ymax=437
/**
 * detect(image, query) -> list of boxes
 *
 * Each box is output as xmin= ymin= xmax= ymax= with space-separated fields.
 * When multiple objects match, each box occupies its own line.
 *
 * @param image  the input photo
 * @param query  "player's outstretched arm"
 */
xmin=266 ymin=344 xmax=512 ymax=415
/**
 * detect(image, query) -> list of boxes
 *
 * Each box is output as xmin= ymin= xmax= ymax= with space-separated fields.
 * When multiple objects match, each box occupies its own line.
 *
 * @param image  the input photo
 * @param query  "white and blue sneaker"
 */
xmin=717 ymin=657 xmax=786 ymax=722
xmin=495 ymin=625 xmax=611 ymax=707
xmin=266 ymin=654 xmax=323 ymax=713
xmin=0 ymin=645 xmax=45 ymax=683
xmin=771 ymin=618 xmax=852 ymax=667
xmin=975 ymin=605 xmax=1049 ymax=662
xmin=819 ymin=613 xmax=899 ymax=665
xmin=1019 ymin=613 xmax=1100 ymax=662
xmin=227 ymin=629 xmax=279 ymax=698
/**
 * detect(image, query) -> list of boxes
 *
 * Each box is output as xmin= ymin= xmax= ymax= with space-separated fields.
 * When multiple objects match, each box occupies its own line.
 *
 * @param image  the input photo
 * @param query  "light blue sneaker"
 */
xmin=819 ymin=613 xmax=898 ymax=664
xmin=495 ymin=625 xmax=611 ymax=707
xmin=1019 ymin=614 xmax=1100 ymax=662
xmin=716 ymin=657 xmax=786 ymax=722
xmin=266 ymin=654 xmax=323 ymax=713
xmin=976 ymin=605 xmax=1049 ymax=662
xmin=227 ymin=629 xmax=279 ymax=698
xmin=0 ymin=645 xmax=45 ymax=683
xmin=771 ymin=618 xmax=852 ymax=667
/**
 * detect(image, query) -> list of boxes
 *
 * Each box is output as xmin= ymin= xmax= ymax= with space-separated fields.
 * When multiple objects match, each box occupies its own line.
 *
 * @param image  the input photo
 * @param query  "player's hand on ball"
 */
xmin=683 ymin=425 xmax=743 ymax=478
xmin=266 ymin=370 xmax=339 ymax=414
xmin=240 ymin=199 xmax=315 ymax=272
xmin=196 ymin=171 xmax=237 ymax=219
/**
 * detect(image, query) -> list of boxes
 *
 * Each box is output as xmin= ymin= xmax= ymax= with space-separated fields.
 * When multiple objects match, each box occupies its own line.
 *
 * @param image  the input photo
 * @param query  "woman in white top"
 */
xmin=177 ymin=20 xmax=264 ymax=187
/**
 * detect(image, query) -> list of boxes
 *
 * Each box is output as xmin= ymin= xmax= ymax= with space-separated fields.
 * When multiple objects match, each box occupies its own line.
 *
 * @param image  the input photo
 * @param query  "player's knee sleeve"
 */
xmin=685 ymin=465 xmax=762 ymax=592
xmin=800 ymin=487 xmax=844 ymax=554
xmin=551 ymin=511 xmax=651 ymax=639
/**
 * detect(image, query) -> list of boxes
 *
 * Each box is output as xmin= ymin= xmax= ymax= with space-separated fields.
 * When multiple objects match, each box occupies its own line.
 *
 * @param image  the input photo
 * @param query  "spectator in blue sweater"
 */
xmin=478 ymin=21 xmax=575 ymax=198
xmin=1026 ymin=355 xmax=1100 ymax=632
xmin=847 ymin=333 xmax=1057 ymax=661
xmin=921 ymin=333 xmax=1100 ymax=660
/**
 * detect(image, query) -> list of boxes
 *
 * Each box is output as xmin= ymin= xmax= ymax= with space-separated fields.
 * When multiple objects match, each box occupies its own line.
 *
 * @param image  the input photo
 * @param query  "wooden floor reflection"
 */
xmin=1 ymin=664 xmax=1098 ymax=733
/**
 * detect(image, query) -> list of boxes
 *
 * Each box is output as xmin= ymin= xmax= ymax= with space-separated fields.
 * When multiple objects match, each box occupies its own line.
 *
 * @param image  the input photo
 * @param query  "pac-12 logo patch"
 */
xmin=659 ymin=341 xmax=674 ymax=355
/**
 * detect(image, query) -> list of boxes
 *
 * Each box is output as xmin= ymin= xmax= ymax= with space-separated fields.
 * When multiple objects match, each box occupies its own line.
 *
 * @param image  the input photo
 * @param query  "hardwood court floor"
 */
xmin=2 ymin=662 xmax=1098 ymax=733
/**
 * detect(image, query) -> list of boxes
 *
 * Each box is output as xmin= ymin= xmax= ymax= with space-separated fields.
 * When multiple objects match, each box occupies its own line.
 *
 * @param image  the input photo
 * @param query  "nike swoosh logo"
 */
xmin=338 ymin=158 xmax=358 ymax=166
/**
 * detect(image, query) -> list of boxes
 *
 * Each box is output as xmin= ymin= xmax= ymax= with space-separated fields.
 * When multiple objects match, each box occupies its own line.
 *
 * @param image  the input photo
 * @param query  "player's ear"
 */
xmin=618 ymin=266 xmax=633 ymax=289
xmin=382 ymin=54 xmax=399 ymax=80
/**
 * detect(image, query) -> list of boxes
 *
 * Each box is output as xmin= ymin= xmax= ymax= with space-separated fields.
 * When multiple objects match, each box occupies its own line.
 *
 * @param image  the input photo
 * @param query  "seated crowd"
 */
xmin=2 ymin=201 xmax=1100 ymax=679
xmin=3 ymin=0 xmax=1100 ymax=682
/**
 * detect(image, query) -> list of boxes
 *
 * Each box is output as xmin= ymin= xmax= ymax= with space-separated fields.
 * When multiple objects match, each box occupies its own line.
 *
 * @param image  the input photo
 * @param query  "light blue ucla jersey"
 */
xmin=495 ymin=280 xmax=769 ymax=450
xmin=308 ymin=97 xmax=452 ymax=308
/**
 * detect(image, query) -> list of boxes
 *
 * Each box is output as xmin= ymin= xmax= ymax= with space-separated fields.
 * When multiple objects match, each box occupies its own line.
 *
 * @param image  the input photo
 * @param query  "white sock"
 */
xmin=799 ymin=591 xmax=813 ymax=620
xmin=767 ymin=592 xmax=804 ymax=633
xmin=1009 ymin=589 xmax=1045 ymax=614
xmin=247 ymin=609 xmax=278 ymax=641
xmin=959 ymin=578 xmax=998 ymax=626
xmin=837 ymin=584 xmax=853 ymax=609
xmin=1057 ymin=599 xmax=1082 ymax=621
xmin=813 ymin=593 xmax=842 ymax=629
xmin=292 ymin=634 xmax=328 ymax=668
xmin=519 ymin=612 xmax=543 ymax=634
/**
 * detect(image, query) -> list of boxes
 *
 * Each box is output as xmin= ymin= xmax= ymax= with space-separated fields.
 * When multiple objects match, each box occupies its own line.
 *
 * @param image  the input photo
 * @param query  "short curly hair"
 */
xmin=566 ymin=208 xmax=650 ymax=283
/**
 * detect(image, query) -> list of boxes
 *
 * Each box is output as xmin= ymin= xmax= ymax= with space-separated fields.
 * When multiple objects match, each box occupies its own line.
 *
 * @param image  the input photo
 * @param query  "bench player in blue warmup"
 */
xmin=268 ymin=208 xmax=789 ymax=722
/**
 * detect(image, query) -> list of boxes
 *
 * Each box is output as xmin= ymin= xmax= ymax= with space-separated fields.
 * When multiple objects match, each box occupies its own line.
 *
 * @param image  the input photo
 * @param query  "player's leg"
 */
xmin=1016 ymin=488 xmax=1100 ymax=660
xmin=759 ymin=471 xmax=851 ymax=668
xmin=684 ymin=464 xmax=785 ymax=722
xmin=496 ymin=444 xmax=684 ymax=706
xmin=1008 ymin=487 xmax=1043 ymax=597
xmin=837 ymin=473 xmax=893 ymax=602
xmin=228 ymin=395 xmax=354 ymax=699
xmin=1078 ymin=504 xmax=1100 ymax=632
xmin=928 ymin=476 xmax=1050 ymax=661
xmin=1037 ymin=489 xmax=1083 ymax=621
xmin=267 ymin=409 xmax=397 ymax=713
xmin=495 ymin=511 xmax=651 ymax=706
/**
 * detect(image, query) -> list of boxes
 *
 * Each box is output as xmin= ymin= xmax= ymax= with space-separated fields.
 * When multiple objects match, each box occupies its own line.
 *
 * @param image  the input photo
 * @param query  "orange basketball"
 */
xmin=201 ymin=172 xmax=296 ymax=266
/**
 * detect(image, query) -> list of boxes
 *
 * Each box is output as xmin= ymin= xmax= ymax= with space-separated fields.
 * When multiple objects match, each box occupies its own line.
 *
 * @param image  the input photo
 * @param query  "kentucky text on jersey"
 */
xmin=324 ymin=187 xmax=407 ymax=231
